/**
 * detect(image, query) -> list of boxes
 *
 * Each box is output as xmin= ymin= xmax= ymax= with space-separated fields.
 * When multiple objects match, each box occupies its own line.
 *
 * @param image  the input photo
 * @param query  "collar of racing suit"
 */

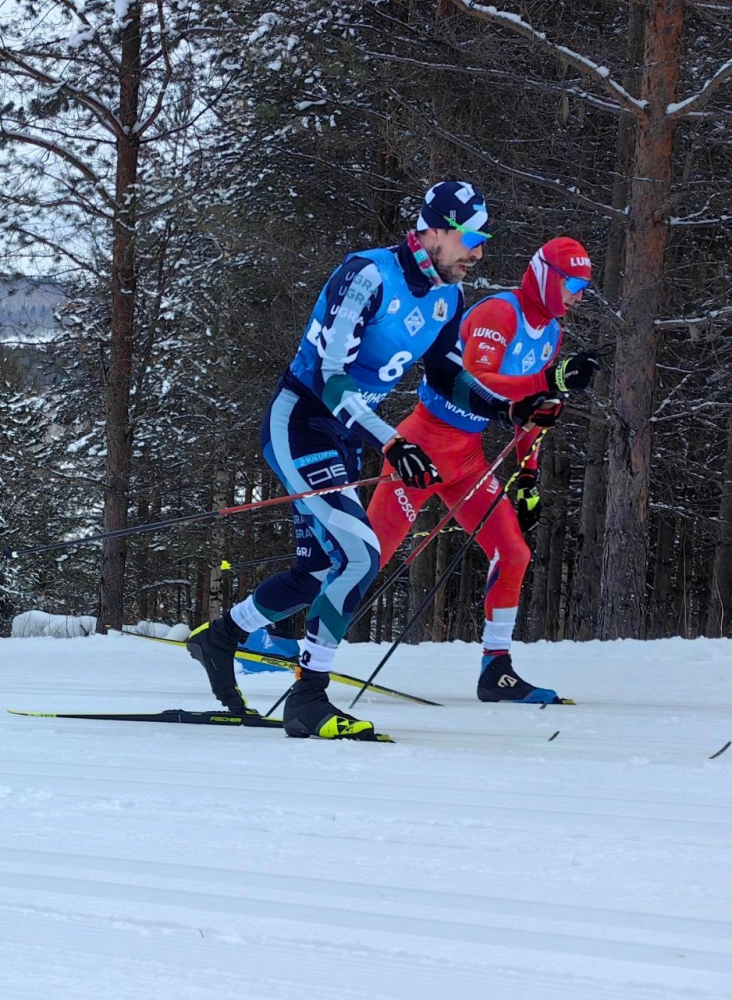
xmin=517 ymin=269 xmax=555 ymax=332
xmin=397 ymin=236 xmax=441 ymax=295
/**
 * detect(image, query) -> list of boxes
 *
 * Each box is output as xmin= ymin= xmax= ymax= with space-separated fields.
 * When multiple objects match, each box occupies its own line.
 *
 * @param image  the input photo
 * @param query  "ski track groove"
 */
xmin=4 ymin=642 xmax=732 ymax=998
xmin=1 ymin=761 xmax=731 ymax=839
xmin=0 ymin=869 xmax=731 ymax=976
xmin=0 ymin=845 xmax=729 ymax=942
xmin=0 ymin=907 xmax=724 ymax=1000
xmin=1 ymin=756 xmax=731 ymax=816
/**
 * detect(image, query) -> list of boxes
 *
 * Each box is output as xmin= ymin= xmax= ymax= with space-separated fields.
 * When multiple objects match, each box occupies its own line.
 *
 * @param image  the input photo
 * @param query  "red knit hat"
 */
xmin=523 ymin=237 xmax=592 ymax=318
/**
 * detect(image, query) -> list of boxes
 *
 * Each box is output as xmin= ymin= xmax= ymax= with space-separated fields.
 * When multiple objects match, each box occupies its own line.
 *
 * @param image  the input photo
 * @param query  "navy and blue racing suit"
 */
xmin=229 ymin=240 xmax=510 ymax=666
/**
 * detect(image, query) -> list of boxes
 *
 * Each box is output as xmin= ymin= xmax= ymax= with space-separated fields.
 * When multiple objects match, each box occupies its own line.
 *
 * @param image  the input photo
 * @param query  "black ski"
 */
xmin=8 ymin=708 xmax=283 ymax=728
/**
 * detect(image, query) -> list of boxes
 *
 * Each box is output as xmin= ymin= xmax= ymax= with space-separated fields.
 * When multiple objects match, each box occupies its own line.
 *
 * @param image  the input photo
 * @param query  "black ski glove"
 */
xmin=515 ymin=469 xmax=541 ymax=533
xmin=510 ymin=393 xmax=564 ymax=428
xmin=384 ymin=437 xmax=441 ymax=490
xmin=546 ymin=350 xmax=599 ymax=394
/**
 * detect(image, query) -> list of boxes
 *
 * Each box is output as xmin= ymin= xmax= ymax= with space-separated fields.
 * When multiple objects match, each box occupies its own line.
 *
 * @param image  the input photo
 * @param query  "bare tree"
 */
xmin=0 ymin=0 xmax=239 ymax=628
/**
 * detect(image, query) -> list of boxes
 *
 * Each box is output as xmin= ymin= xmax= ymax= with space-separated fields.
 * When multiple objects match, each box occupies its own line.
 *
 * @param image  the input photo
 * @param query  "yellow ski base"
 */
xmin=122 ymin=631 xmax=440 ymax=706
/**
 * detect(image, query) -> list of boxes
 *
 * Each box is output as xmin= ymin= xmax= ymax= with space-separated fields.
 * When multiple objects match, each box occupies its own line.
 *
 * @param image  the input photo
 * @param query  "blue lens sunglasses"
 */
xmin=539 ymin=256 xmax=590 ymax=294
xmin=443 ymin=215 xmax=492 ymax=249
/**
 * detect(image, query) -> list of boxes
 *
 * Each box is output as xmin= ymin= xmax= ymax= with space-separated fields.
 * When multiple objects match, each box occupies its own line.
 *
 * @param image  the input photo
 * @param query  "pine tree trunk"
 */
xmin=406 ymin=508 xmax=436 ymax=642
xmin=432 ymin=527 xmax=449 ymax=640
xmin=526 ymin=518 xmax=550 ymax=644
xmin=568 ymin=401 xmax=607 ymax=639
xmin=647 ymin=515 xmax=676 ymax=638
xmin=98 ymin=4 xmax=141 ymax=632
xmin=673 ymin=522 xmax=694 ymax=638
xmin=207 ymin=464 xmax=229 ymax=621
xmin=526 ymin=437 xmax=570 ymax=642
xmin=383 ymin=556 xmax=396 ymax=643
xmin=570 ymin=0 xmax=642 ymax=641
xmin=136 ymin=495 xmax=149 ymax=622
xmin=706 ymin=412 xmax=732 ymax=637
xmin=456 ymin=545 xmax=475 ymax=641
xmin=544 ymin=453 xmax=571 ymax=640
xmin=600 ymin=0 xmax=684 ymax=639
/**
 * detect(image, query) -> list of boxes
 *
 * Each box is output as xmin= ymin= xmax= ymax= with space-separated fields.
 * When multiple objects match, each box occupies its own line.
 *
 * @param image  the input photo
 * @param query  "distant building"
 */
xmin=0 ymin=278 xmax=66 ymax=343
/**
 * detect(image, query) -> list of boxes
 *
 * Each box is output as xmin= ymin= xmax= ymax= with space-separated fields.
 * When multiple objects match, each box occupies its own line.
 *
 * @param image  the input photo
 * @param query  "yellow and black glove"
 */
xmin=546 ymin=350 xmax=599 ymax=394
xmin=515 ymin=469 xmax=541 ymax=533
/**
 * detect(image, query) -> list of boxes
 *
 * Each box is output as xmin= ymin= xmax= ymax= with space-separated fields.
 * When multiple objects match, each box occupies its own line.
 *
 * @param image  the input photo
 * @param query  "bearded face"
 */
xmin=428 ymin=230 xmax=484 ymax=285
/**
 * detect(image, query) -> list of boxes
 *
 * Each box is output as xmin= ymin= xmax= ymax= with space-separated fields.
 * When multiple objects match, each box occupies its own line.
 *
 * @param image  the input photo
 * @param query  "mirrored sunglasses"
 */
xmin=539 ymin=256 xmax=590 ymax=294
xmin=443 ymin=215 xmax=492 ymax=249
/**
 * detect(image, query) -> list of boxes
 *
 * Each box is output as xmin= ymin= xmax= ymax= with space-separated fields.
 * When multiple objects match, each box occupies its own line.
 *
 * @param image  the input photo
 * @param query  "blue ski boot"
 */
xmin=477 ymin=650 xmax=563 ymax=704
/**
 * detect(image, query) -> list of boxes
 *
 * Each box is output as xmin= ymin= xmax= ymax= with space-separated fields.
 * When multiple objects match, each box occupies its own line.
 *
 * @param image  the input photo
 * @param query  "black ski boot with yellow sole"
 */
xmin=283 ymin=667 xmax=394 ymax=742
xmin=187 ymin=613 xmax=264 ymax=720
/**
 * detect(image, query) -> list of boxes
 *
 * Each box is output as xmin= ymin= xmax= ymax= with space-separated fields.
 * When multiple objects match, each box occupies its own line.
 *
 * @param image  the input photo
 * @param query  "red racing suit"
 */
xmin=367 ymin=278 xmax=562 ymax=649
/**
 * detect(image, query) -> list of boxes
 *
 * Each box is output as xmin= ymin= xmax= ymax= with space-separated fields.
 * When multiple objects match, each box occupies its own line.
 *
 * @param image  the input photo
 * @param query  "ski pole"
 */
xmin=221 ymin=553 xmax=296 ymax=571
xmin=1 ymin=474 xmax=393 ymax=561
xmin=263 ymin=433 xmax=526 ymax=719
xmin=348 ymin=428 xmax=549 ymax=710
xmin=347 ymin=432 xmax=523 ymax=635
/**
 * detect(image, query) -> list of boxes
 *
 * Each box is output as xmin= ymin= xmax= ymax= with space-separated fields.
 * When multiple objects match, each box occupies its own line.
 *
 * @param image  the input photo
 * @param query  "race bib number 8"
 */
xmin=378 ymin=350 xmax=413 ymax=382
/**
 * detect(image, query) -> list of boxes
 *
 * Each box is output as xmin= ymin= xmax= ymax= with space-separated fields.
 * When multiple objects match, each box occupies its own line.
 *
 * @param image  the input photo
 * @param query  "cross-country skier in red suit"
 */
xmin=367 ymin=237 xmax=599 ymax=703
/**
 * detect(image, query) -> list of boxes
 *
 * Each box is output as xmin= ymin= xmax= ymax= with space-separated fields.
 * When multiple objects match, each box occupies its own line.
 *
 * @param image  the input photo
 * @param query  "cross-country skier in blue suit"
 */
xmin=187 ymin=181 xmax=554 ymax=741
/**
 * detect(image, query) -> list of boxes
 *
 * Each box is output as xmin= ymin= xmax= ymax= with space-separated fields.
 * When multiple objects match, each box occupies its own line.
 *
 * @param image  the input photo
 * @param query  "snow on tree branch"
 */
xmin=0 ymin=49 xmax=124 ymax=138
xmin=667 ymin=57 xmax=732 ymax=118
xmin=363 ymin=51 xmax=628 ymax=114
xmin=0 ymin=127 xmax=115 ymax=212
xmin=417 ymin=114 xmax=624 ymax=218
xmin=670 ymin=214 xmax=731 ymax=228
xmin=450 ymin=1 xmax=648 ymax=116
xmin=654 ymin=306 xmax=732 ymax=329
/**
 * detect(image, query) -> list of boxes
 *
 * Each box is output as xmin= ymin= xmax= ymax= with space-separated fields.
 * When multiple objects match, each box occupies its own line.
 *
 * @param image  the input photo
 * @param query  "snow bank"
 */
xmin=11 ymin=610 xmax=97 ymax=638
xmin=11 ymin=612 xmax=191 ymax=641
xmin=125 ymin=620 xmax=177 ymax=639
xmin=165 ymin=622 xmax=192 ymax=641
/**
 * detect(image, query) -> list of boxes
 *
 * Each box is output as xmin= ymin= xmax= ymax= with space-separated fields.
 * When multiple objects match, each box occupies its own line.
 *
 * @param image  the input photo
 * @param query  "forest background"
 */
xmin=0 ymin=0 xmax=730 ymax=645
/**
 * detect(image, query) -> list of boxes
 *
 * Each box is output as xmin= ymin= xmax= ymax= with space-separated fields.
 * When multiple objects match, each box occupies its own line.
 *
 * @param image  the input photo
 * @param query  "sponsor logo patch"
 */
xmin=473 ymin=327 xmax=507 ymax=347
xmin=387 ymin=297 xmax=401 ymax=314
xmin=521 ymin=349 xmax=536 ymax=373
xmin=404 ymin=307 xmax=425 ymax=336
xmin=395 ymin=487 xmax=417 ymax=523
xmin=432 ymin=298 xmax=448 ymax=321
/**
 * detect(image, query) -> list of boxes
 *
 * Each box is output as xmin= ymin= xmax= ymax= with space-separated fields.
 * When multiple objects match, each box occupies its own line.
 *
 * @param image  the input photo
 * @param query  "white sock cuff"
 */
xmin=300 ymin=637 xmax=337 ymax=673
xmin=230 ymin=596 xmax=272 ymax=634
xmin=482 ymin=609 xmax=517 ymax=651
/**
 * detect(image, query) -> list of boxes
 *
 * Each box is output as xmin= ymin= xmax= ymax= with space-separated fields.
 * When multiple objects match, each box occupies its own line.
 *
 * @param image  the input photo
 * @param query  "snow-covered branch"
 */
xmin=418 ymin=114 xmax=625 ymax=218
xmin=667 ymin=57 xmax=732 ymax=118
xmin=670 ymin=214 xmax=731 ymax=228
xmin=654 ymin=307 xmax=732 ymax=330
xmin=136 ymin=0 xmax=174 ymax=136
xmin=0 ymin=127 xmax=115 ymax=212
xmin=0 ymin=48 xmax=123 ymax=137
xmin=450 ymin=1 xmax=647 ymax=117
xmin=6 ymin=227 xmax=105 ymax=279
xmin=363 ymin=51 xmax=627 ymax=114
xmin=54 ymin=0 xmax=120 ymax=71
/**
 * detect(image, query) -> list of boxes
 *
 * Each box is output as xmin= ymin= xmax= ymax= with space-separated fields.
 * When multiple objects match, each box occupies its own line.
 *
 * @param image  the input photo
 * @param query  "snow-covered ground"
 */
xmin=0 ymin=633 xmax=731 ymax=1000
